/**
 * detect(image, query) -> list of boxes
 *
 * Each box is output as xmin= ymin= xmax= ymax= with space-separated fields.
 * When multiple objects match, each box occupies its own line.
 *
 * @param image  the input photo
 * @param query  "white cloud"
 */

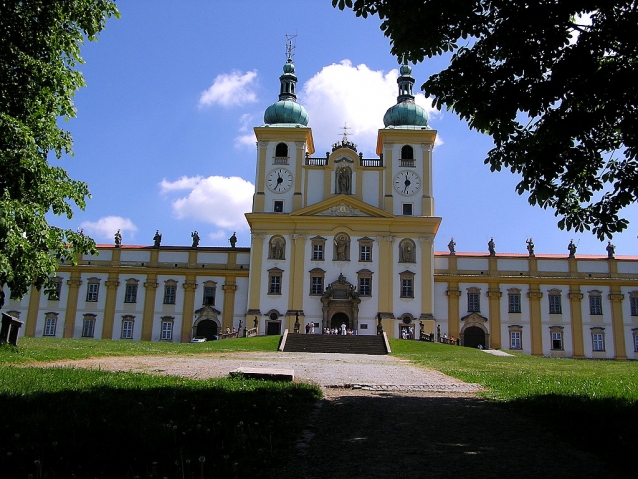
xmin=160 ymin=175 xmax=253 ymax=231
xmin=234 ymin=133 xmax=256 ymax=149
xmin=199 ymin=70 xmax=258 ymax=108
xmin=301 ymin=60 xmax=439 ymax=156
xmin=80 ymin=216 xmax=138 ymax=241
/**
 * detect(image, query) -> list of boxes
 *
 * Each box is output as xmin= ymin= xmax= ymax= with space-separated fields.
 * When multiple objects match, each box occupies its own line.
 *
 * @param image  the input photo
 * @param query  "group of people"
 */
xmin=321 ymin=323 xmax=356 ymax=335
xmin=401 ymin=326 xmax=415 ymax=339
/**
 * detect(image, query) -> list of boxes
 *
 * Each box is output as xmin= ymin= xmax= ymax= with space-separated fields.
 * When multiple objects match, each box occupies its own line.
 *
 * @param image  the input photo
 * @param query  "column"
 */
xmin=63 ymin=274 xmax=82 ymax=338
xmin=377 ymin=235 xmax=394 ymax=317
xmin=421 ymin=142 xmax=434 ymax=216
xmin=383 ymin=142 xmax=394 ymax=213
xmin=181 ymin=279 xmax=198 ymax=343
xmin=487 ymin=289 xmax=502 ymax=349
xmin=101 ymin=275 xmax=120 ymax=340
xmin=222 ymin=283 xmax=238 ymax=332
xmin=446 ymin=287 xmax=461 ymax=339
xmin=141 ymin=276 xmax=158 ymax=341
xmin=25 ymin=285 xmax=41 ymax=337
xmin=419 ymin=236 xmax=435 ymax=319
xmin=293 ymin=141 xmax=304 ymax=210
xmin=287 ymin=234 xmax=306 ymax=314
xmin=608 ymin=291 xmax=627 ymax=361
xmin=568 ymin=290 xmax=585 ymax=359
xmin=247 ymin=234 xmax=264 ymax=316
xmin=527 ymin=289 xmax=543 ymax=356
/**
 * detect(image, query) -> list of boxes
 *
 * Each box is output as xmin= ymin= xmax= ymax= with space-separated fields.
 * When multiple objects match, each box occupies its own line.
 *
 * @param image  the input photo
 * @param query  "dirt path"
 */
xmin=35 ymin=352 xmax=626 ymax=478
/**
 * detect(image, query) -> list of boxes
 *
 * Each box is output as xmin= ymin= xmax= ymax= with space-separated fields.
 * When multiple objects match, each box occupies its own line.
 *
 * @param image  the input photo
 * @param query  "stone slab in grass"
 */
xmin=229 ymin=367 xmax=295 ymax=381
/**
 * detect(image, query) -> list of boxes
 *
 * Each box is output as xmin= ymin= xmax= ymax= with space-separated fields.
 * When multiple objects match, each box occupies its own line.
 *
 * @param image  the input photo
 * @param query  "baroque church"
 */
xmin=4 ymin=53 xmax=638 ymax=361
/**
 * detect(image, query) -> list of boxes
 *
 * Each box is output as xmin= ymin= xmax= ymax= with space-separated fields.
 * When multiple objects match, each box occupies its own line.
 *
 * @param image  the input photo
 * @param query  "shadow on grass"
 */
xmin=505 ymin=394 xmax=638 ymax=477
xmin=0 ymin=368 xmax=320 ymax=479
xmin=275 ymin=393 xmax=632 ymax=479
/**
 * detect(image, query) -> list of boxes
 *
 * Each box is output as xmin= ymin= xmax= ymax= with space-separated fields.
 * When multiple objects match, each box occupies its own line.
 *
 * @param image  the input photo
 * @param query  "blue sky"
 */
xmin=57 ymin=0 xmax=637 ymax=256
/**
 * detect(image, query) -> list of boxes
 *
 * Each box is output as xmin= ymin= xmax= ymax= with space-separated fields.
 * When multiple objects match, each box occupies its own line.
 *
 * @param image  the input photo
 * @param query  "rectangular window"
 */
xmin=510 ymin=331 xmax=521 ymax=349
xmin=589 ymin=295 xmax=602 ymax=315
xmin=634 ymin=334 xmax=638 ymax=352
xmin=161 ymin=321 xmax=173 ymax=341
xmin=359 ymin=277 xmax=371 ymax=297
xmin=401 ymin=279 xmax=413 ymax=298
xmin=551 ymin=332 xmax=563 ymax=350
xmin=124 ymin=283 xmax=138 ymax=303
xmin=549 ymin=294 xmax=562 ymax=314
xmin=86 ymin=283 xmax=99 ymax=302
xmin=269 ymin=275 xmax=281 ymax=295
xmin=121 ymin=320 xmax=134 ymax=339
xmin=310 ymin=276 xmax=323 ymax=295
xmin=203 ymin=286 xmax=215 ymax=306
xmin=163 ymin=285 xmax=176 ymax=304
xmin=274 ymin=200 xmax=284 ymax=213
xmin=508 ymin=294 xmax=521 ymax=313
xmin=44 ymin=317 xmax=57 ymax=336
xmin=82 ymin=318 xmax=95 ymax=338
xmin=592 ymin=333 xmax=605 ymax=351
xmin=48 ymin=281 xmax=62 ymax=301
xmin=468 ymin=293 xmax=480 ymax=312
xmin=631 ymin=296 xmax=638 ymax=316
xmin=402 ymin=203 xmax=413 ymax=216
xmin=313 ymin=244 xmax=324 ymax=261
xmin=360 ymin=245 xmax=371 ymax=262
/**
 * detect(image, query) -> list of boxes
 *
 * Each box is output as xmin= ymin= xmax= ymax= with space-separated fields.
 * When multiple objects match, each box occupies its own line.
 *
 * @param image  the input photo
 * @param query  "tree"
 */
xmin=0 ymin=1 xmax=119 ymax=308
xmin=334 ymin=0 xmax=638 ymax=240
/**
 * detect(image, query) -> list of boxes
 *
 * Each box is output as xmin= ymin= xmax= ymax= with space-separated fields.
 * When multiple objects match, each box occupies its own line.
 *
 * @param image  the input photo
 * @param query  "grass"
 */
xmin=2 ymin=338 xmax=637 ymax=476
xmin=390 ymin=339 xmax=638 ymax=475
xmin=0 ymin=335 xmax=281 ymax=364
xmin=0 ymin=336 xmax=318 ymax=478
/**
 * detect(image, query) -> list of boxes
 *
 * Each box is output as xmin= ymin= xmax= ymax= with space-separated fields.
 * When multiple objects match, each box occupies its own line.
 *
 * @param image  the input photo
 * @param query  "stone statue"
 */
xmin=271 ymin=239 xmax=284 ymax=259
xmin=153 ymin=230 xmax=162 ymax=248
xmin=488 ymin=237 xmax=496 ymax=256
xmin=229 ymin=232 xmax=237 ymax=249
xmin=334 ymin=234 xmax=348 ymax=260
xmin=337 ymin=168 xmax=350 ymax=194
xmin=376 ymin=313 xmax=383 ymax=335
xmin=400 ymin=242 xmax=413 ymax=262
xmin=114 ymin=229 xmax=122 ymax=248
xmin=568 ymin=239 xmax=577 ymax=258
xmin=606 ymin=241 xmax=615 ymax=259
xmin=526 ymin=238 xmax=535 ymax=257
xmin=448 ymin=238 xmax=456 ymax=255
xmin=253 ymin=316 xmax=258 ymax=329
xmin=191 ymin=231 xmax=200 ymax=248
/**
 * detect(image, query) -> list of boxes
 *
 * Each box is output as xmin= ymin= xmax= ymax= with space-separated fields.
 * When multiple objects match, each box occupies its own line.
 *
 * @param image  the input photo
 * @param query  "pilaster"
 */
xmin=25 ymin=285 xmax=41 ymax=337
xmin=568 ymin=291 xmax=585 ymax=358
xmin=102 ymin=275 xmax=120 ymax=340
xmin=287 ymin=234 xmax=306 ymax=313
xmin=487 ymin=289 xmax=502 ymax=349
xmin=377 ymin=235 xmax=394 ymax=314
xmin=222 ymin=283 xmax=238 ymax=331
xmin=527 ymin=289 xmax=543 ymax=356
xmin=181 ymin=280 xmax=198 ymax=342
xmin=446 ymin=287 xmax=461 ymax=338
xmin=608 ymin=291 xmax=627 ymax=361
xmin=419 ymin=236 xmax=435 ymax=317
xmin=141 ymin=276 xmax=158 ymax=341
xmin=63 ymin=274 xmax=82 ymax=338
xmin=247 ymin=234 xmax=265 ymax=312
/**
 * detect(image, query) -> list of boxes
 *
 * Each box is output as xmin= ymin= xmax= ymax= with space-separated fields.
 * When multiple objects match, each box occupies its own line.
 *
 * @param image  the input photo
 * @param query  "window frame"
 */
xmin=311 ymin=236 xmax=326 ymax=261
xmin=399 ymin=271 xmax=415 ymax=299
xmin=589 ymin=291 xmax=603 ymax=315
xmin=163 ymin=281 xmax=177 ymax=305
xmin=402 ymin=203 xmax=413 ymax=216
xmin=357 ymin=269 xmax=373 ymax=297
xmin=467 ymin=287 xmax=481 ymax=313
xmin=124 ymin=280 xmax=138 ymax=303
xmin=268 ymin=268 xmax=283 ymax=295
xmin=630 ymin=292 xmax=638 ymax=316
xmin=508 ymin=289 xmax=521 ymax=313
xmin=81 ymin=314 xmax=96 ymax=338
xmin=358 ymin=237 xmax=373 ymax=263
xmin=44 ymin=313 xmax=58 ymax=337
xmin=548 ymin=289 xmax=562 ymax=314
xmin=550 ymin=326 xmax=564 ymax=351
xmin=160 ymin=316 xmax=174 ymax=341
xmin=591 ymin=327 xmax=605 ymax=352
xmin=48 ymin=278 xmax=63 ymax=301
xmin=86 ymin=278 xmax=100 ymax=302
xmin=509 ymin=326 xmax=523 ymax=350
xmin=203 ymin=281 xmax=216 ymax=306
xmin=309 ymin=268 xmax=325 ymax=296
xmin=121 ymin=316 xmax=135 ymax=339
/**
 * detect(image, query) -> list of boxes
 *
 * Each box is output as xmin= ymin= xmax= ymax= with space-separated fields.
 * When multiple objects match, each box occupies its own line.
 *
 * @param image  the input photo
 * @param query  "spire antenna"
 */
xmin=285 ymin=34 xmax=297 ymax=62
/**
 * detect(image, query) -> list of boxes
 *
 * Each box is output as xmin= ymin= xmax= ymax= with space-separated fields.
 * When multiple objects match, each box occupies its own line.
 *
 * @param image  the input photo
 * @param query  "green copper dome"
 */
xmin=383 ymin=63 xmax=428 ymax=128
xmin=264 ymin=57 xmax=309 ymax=126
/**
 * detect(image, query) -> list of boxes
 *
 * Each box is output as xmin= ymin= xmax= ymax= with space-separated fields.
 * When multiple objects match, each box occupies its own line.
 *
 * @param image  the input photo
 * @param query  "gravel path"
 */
xmin=44 ymin=352 xmax=482 ymax=393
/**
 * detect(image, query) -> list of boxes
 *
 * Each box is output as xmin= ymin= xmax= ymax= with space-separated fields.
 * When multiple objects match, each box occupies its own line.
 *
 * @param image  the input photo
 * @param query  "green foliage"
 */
xmin=0 ymin=336 xmax=282 ymax=364
xmin=0 ymin=366 xmax=321 ymax=478
xmin=0 ymin=0 xmax=120 ymax=306
xmin=334 ymin=0 xmax=638 ymax=240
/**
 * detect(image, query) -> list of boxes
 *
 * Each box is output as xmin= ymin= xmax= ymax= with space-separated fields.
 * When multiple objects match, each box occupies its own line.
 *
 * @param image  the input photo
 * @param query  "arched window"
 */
xmin=401 ymin=145 xmax=414 ymax=159
xmin=275 ymin=142 xmax=288 ymax=158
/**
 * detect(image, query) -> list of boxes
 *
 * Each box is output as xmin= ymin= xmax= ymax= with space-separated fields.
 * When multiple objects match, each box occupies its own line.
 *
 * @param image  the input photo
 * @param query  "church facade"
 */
xmin=4 ymin=56 xmax=638 ymax=360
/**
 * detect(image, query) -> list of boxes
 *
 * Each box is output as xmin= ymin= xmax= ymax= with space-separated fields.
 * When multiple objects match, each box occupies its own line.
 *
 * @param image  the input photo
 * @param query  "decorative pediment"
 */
xmin=461 ymin=312 xmax=488 ymax=323
xmin=321 ymin=273 xmax=360 ymax=303
xmin=317 ymin=203 xmax=367 ymax=217
xmin=291 ymin=194 xmax=394 ymax=218
xmin=194 ymin=305 xmax=221 ymax=318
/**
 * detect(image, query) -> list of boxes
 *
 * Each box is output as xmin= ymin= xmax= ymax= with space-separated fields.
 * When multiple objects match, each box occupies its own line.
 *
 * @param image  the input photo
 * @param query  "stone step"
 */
xmin=282 ymin=333 xmax=388 ymax=355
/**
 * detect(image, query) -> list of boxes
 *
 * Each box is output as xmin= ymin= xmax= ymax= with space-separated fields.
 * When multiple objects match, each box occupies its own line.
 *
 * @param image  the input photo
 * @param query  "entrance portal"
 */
xmin=266 ymin=321 xmax=281 ymax=336
xmin=330 ymin=312 xmax=349 ymax=332
xmin=196 ymin=320 xmax=218 ymax=341
xmin=463 ymin=326 xmax=486 ymax=348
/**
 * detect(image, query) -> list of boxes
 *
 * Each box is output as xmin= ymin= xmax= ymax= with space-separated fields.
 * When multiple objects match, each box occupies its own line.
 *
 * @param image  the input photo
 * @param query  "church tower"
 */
xmin=246 ymin=52 xmax=440 ymax=338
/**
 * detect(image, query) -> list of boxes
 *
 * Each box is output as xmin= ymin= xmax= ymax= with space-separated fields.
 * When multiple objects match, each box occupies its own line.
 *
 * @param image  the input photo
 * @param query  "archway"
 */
xmin=463 ymin=326 xmax=486 ymax=348
xmin=330 ymin=312 xmax=350 ymax=332
xmin=196 ymin=320 xmax=218 ymax=340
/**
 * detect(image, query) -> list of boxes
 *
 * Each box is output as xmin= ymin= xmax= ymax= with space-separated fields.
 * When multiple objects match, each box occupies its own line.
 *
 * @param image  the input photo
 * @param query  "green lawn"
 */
xmin=1 ymin=337 xmax=637 ymax=477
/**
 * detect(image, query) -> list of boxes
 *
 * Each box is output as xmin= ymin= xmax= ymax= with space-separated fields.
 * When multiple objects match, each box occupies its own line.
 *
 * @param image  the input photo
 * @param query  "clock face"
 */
xmin=394 ymin=170 xmax=421 ymax=196
xmin=267 ymin=168 xmax=293 ymax=193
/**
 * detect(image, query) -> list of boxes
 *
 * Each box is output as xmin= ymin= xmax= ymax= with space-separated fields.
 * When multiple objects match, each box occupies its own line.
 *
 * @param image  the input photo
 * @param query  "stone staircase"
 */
xmin=280 ymin=332 xmax=389 ymax=355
